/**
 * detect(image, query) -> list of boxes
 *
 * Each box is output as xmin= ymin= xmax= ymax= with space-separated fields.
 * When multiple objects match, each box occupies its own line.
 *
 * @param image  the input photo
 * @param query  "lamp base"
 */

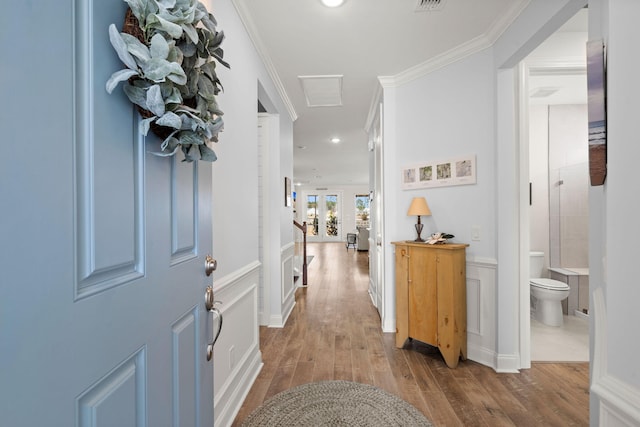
xmin=414 ymin=223 xmax=424 ymax=242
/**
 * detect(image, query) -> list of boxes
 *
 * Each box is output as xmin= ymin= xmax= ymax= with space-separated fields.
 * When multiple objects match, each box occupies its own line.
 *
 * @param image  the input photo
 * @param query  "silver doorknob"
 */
xmin=205 ymin=286 xmax=214 ymax=311
xmin=205 ymin=255 xmax=217 ymax=276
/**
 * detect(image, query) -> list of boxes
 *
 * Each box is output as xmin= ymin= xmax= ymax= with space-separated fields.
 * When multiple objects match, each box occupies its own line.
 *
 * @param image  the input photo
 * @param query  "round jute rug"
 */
xmin=242 ymin=380 xmax=432 ymax=426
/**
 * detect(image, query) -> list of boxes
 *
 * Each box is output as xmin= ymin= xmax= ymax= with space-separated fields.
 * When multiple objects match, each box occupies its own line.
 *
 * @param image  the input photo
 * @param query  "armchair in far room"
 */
xmin=356 ymin=227 xmax=369 ymax=251
xmin=346 ymin=233 xmax=357 ymax=251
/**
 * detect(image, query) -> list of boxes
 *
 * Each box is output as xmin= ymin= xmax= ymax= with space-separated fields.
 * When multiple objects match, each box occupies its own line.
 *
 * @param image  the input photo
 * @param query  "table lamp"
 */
xmin=407 ymin=197 xmax=431 ymax=242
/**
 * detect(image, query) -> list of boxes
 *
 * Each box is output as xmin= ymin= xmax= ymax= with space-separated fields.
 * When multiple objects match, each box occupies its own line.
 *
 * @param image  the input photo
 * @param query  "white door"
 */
xmin=0 ymin=2 xmax=214 ymax=425
xmin=305 ymin=192 xmax=343 ymax=242
xmin=372 ymin=104 xmax=384 ymax=316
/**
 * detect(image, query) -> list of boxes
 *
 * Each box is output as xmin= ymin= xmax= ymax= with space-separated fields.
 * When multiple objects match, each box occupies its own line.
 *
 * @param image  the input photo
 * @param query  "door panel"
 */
xmin=76 ymin=348 xmax=147 ymax=427
xmin=171 ymin=160 xmax=198 ymax=264
xmin=0 ymin=1 xmax=213 ymax=425
xmin=75 ymin=0 xmax=144 ymax=299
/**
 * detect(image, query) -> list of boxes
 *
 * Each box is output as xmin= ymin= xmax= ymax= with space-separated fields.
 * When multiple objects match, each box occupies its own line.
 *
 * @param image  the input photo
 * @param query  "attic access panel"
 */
xmin=298 ymin=75 xmax=343 ymax=107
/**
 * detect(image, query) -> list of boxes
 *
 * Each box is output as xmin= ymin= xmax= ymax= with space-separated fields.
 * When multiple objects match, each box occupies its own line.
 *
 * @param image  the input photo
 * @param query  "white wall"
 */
xmin=208 ymin=0 xmax=294 ymax=424
xmin=589 ymin=0 xmax=640 ymax=425
xmin=381 ymin=48 xmax=500 ymax=362
xmin=212 ymin=0 xmax=293 ymax=277
xmin=392 ymin=49 xmax=496 ymax=258
xmin=381 ymin=0 xmax=588 ymax=372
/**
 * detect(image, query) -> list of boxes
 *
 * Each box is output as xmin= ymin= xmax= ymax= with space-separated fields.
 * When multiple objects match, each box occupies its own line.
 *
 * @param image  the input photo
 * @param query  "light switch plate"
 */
xmin=471 ymin=225 xmax=480 ymax=241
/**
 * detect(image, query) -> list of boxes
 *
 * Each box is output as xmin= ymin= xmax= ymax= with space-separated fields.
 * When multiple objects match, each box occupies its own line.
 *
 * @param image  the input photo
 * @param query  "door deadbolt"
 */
xmin=205 ymin=255 xmax=217 ymax=276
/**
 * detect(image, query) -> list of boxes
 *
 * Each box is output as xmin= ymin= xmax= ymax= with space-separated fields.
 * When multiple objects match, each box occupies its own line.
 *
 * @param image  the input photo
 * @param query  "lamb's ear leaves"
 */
xmin=123 ymin=84 xmax=149 ymax=110
xmin=178 ymin=130 xmax=201 ymax=146
xmin=183 ymin=143 xmax=201 ymax=162
xmin=123 ymin=0 xmax=148 ymax=25
xmin=146 ymin=84 xmax=165 ymax=117
xmin=106 ymin=69 xmax=139 ymax=94
xmin=199 ymin=144 xmax=217 ymax=162
xmin=151 ymin=144 xmax=181 ymax=157
xmin=140 ymin=117 xmax=156 ymax=136
xmin=108 ymin=24 xmax=138 ymax=70
xmin=182 ymin=23 xmax=199 ymax=45
xmin=121 ymin=33 xmax=150 ymax=62
xmin=149 ymin=33 xmax=170 ymax=60
xmin=147 ymin=13 xmax=183 ymax=38
xmin=156 ymin=111 xmax=182 ymax=129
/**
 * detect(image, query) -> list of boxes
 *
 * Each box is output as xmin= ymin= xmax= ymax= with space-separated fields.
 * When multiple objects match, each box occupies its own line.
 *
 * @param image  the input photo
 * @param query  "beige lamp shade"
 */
xmin=407 ymin=197 xmax=431 ymax=216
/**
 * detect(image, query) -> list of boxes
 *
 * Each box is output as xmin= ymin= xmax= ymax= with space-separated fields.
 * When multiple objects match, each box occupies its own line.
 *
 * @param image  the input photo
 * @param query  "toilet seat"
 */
xmin=530 ymin=278 xmax=569 ymax=291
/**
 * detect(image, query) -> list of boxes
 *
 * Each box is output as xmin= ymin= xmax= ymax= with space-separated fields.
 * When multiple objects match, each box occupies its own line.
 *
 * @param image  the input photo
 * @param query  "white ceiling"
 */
xmin=527 ymin=9 xmax=588 ymax=105
xmin=233 ymin=1 xmax=587 ymax=187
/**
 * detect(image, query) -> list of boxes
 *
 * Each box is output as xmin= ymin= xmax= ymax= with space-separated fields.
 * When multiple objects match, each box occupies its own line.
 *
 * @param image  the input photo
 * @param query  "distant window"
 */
xmin=355 ymin=194 xmax=370 ymax=229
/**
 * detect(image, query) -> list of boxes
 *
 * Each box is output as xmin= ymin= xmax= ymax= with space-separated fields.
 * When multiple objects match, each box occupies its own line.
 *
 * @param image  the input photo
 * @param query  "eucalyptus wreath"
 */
xmin=106 ymin=0 xmax=229 ymax=162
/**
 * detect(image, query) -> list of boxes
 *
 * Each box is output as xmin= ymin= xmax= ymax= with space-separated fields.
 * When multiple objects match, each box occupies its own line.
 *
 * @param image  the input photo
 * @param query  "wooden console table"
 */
xmin=392 ymin=241 xmax=468 ymax=368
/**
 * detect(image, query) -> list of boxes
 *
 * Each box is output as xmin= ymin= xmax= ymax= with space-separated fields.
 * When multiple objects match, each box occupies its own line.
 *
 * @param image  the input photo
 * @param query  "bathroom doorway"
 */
xmin=524 ymin=8 xmax=590 ymax=362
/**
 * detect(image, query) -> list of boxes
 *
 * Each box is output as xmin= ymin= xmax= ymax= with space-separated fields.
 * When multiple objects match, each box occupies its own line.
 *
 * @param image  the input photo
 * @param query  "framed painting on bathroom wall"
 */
xmin=587 ymin=39 xmax=607 ymax=186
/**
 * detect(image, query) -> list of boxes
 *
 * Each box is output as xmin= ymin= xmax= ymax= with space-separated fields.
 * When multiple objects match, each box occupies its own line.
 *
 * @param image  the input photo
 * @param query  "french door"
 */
xmin=305 ymin=192 xmax=343 ymax=242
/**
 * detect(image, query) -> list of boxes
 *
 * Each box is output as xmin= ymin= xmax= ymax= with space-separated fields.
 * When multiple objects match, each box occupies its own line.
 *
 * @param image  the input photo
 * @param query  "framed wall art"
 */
xmin=587 ymin=39 xmax=607 ymax=186
xmin=402 ymin=155 xmax=476 ymax=190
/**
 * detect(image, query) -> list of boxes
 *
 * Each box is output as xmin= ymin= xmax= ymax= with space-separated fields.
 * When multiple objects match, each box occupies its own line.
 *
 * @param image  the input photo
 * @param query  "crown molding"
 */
xmin=364 ymin=81 xmax=384 ymax=132
xmin=485 ymin=0 xmax=532 ymax=44
xmin=231 ymin=0 xmax=298 ymax=122
xmin=234 ymin=0 xmax=530 ymax=123
xmin=391 ymin=34 xmax=493 ymax=87
xmin=387 ymin=0 xmax=531 ymax=87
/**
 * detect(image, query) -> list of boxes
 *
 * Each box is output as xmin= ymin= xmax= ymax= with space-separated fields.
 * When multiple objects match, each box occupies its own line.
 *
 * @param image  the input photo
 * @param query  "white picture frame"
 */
xmin=402 ymin=155 xmax=476 ymax=190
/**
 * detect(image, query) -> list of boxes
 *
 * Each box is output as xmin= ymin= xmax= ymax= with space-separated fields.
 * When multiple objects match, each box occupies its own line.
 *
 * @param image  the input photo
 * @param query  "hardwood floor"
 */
xmin=231 ymin=242 xmax=589 ymax=426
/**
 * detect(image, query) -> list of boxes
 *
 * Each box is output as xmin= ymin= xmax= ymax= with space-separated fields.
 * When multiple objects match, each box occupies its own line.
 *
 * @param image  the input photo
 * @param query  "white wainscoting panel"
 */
xmin=273 ymin=242 xmax=296 ymax=327
xmin=591 ymin=288 xmax=640 ymax=426
xmin=466 ymin=257 xmax=499 ymax=370
xmin=212 ymin=261 xmax=263 ymax=427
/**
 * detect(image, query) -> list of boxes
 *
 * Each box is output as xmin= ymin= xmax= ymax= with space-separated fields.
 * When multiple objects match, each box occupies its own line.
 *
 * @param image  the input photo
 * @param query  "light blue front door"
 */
xmin=0 ymin=1 xmax=214 ymax=425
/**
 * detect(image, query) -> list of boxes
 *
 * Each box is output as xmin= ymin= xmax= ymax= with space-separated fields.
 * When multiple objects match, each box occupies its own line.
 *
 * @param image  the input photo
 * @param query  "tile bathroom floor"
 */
xmin=531 ymin=314 xmax=589 ymax=362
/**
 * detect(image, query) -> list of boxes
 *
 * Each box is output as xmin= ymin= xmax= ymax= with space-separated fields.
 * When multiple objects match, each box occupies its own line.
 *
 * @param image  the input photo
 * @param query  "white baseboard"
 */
xmin=467 ymin=345 xmax=497 ymax=371
xmin=495 ymin=353 xmax=520 ymax=373
xmin=214 ymin=350 xmax=263 ymax=427
xmin=591 ymin=287 xmax=640 ymax=426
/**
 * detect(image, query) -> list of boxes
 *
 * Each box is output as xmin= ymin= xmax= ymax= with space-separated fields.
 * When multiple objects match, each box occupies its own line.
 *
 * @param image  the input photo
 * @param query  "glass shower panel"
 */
xmin=559 ymin=163 xmax=589 ymax=268
xmin=549 ymin=163 xmax=589 ymax=268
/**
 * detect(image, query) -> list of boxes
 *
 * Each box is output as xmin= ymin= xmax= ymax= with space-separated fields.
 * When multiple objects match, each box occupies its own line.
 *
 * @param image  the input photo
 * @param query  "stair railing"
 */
xmin=293 ymin=220 xmax=308 ymax=286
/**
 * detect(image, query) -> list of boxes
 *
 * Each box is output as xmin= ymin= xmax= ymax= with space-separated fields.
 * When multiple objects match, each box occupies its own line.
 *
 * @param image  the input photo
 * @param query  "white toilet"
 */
xmin=530 ymin=251 xmax=570 ymax=327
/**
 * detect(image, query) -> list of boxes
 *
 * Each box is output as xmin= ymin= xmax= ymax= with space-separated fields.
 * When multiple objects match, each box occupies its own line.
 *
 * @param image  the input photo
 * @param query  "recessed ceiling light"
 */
xmin=321 ymin=0 xmax=345 ymax=7
xmin=330 ymin=137 xmax=341 ymax=143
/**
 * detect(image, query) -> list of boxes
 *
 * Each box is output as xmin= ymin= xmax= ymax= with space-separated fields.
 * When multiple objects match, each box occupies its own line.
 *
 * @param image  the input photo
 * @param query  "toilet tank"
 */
xmin=530 ymin=251 xmax=545 ymax=278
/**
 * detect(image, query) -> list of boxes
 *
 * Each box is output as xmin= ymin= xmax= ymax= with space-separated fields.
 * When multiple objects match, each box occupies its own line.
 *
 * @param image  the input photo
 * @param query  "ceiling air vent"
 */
xmin=530 ymin=87 xmax=560 ymax=98
xmin=415 ymin=0 xmax=446 ymax=12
